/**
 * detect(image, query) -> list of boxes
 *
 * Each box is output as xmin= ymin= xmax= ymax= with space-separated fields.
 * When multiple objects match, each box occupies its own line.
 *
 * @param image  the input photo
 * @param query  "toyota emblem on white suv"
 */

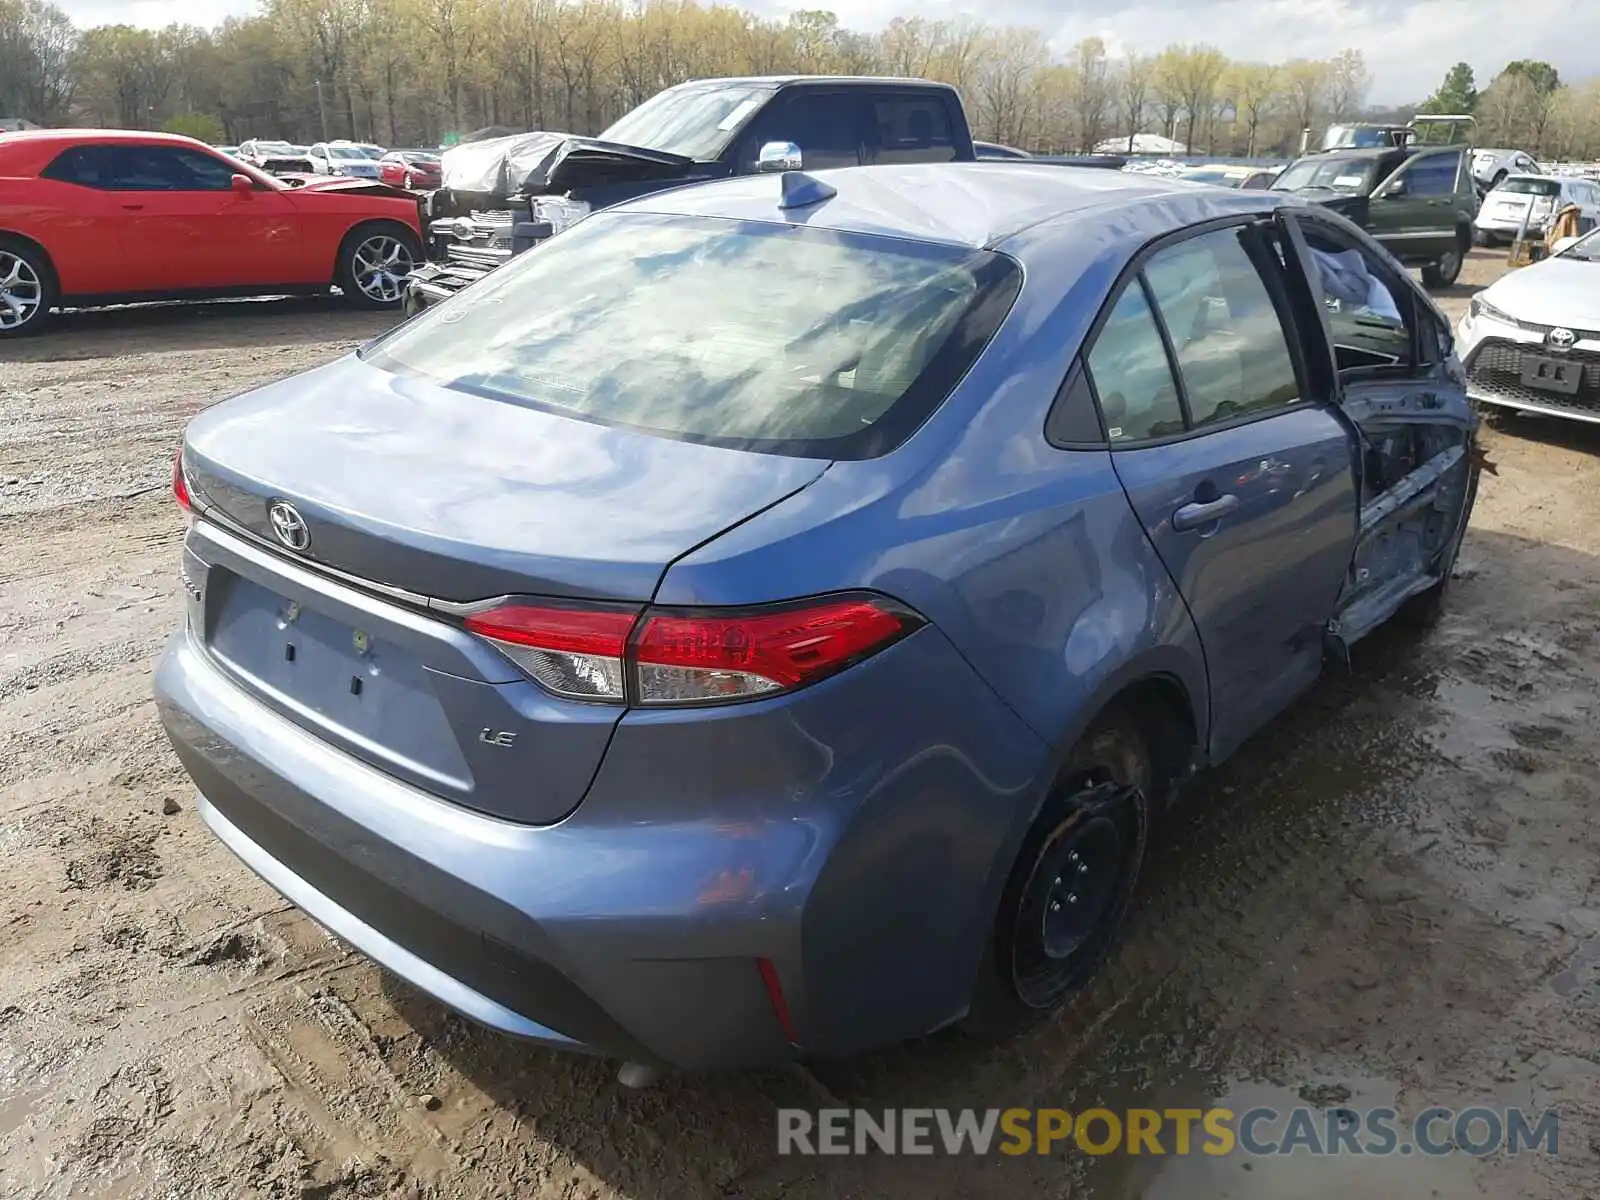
xmin=1547 ymin=327 xmax=1577 ymax=350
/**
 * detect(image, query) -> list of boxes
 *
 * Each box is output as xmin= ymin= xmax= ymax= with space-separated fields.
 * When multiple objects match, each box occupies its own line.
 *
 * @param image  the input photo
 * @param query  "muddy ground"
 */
xmin=2 ymin=251 xmax=1599 ymax=1199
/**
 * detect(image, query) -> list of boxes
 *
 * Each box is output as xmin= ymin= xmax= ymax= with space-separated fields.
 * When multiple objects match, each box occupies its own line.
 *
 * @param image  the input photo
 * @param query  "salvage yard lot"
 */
xmin=3 ymin=250 xmax=1600 ymax=1198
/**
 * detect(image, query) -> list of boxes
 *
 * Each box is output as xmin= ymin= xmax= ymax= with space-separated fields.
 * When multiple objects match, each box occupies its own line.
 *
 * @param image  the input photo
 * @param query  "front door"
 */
xmin=1083 ymin=222 xmax=1359 ymax=759
xmin=1368 ymin=149 xmax=1464 ymax=262
xmin=72 ymin=143 xmax=299 ymax=291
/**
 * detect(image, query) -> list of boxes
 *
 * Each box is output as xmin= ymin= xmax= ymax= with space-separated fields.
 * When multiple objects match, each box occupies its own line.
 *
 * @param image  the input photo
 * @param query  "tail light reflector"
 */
xmin=463 ymin=593 xmax=921 ymax=707
xmin=463 ymin=603 xmax=637 ymax=702
xmin=633 ymin=596 xmax=919 ymax=704
xmin=173 ymin=448 xmax=192 ymax=512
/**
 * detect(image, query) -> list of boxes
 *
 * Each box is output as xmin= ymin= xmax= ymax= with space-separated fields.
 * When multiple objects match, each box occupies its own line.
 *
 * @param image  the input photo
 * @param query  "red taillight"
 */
xmin=757 ymin=957 xmax=799 ymax=1044
xmin=463 ymin=593 xmax=920 ymax=707
xmin=172 ymin=449 xmax=192 ymax=512
xmin=463 ymin=603 xmax=638 ymax=702
xmin=633 ymin=596 xmax=918 ymax=704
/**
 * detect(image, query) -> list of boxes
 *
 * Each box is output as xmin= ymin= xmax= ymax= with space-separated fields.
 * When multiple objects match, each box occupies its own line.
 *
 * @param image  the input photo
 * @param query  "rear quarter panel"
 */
xmin=0 ymin=169 xmax=126 ymax=296
xmin=650 ymin=226 xmax=1210 ymax=1034
xmin=655 ymin=226 xmax=1209 ymax=758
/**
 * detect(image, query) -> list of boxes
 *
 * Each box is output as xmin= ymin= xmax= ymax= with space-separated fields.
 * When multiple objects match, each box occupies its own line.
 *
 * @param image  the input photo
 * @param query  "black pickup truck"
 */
xmin=404 ymin=75 xmax=978 ymax=313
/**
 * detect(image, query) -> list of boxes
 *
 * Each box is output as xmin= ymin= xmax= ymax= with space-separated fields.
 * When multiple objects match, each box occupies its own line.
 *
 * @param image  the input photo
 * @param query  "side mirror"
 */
xmin=757 ymin=141 xmax=803 ymax=173
xmin=231 ymin=173 xmax=255 ymax=197
xmin=1380 ymin=178 xmax=1407 ymax=198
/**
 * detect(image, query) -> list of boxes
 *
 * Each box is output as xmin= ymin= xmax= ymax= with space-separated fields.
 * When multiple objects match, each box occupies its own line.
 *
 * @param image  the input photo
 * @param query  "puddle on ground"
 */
xmin=0 ymin=1080 xmax=46 ymax=1140
xmin=1425 ymin=675 xmax=1521 ymax=766
xmin=1082 ymin=1075 xmax=1486 ymax=1199
xmin=1551 ymin=934 xmax=1600 ymax=999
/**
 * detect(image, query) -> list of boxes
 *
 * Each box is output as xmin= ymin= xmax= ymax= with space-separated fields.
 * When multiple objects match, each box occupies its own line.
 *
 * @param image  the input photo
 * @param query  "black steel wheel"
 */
xmin=965 ymin=711 xmax=1152 ymax=1032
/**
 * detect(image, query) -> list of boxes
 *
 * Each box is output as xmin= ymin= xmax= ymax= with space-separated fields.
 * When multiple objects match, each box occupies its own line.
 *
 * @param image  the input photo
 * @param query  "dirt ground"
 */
xmin=3 ymin=252 xmax=1600 ymax=1199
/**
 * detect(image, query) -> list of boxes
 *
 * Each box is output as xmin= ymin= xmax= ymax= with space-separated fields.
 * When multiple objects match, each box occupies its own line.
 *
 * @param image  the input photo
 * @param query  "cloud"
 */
xmin=55 ymin=0 xmax=1600 ymax=103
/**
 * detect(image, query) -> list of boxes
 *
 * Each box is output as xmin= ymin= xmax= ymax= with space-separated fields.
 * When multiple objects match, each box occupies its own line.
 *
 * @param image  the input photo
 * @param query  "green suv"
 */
xmin=1270 ymin=144 xmax=1477 ymax=289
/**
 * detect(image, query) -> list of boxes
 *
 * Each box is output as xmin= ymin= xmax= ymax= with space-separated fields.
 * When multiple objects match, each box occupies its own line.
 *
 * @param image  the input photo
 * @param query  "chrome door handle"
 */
xmin=1172 ymin=493 xmax=1240 ymax=531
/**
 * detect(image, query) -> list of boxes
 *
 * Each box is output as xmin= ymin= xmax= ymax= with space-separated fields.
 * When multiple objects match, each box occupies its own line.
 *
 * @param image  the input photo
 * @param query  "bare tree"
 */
xmin=1326 ymin=48 xmax=1370 ymax=119
xmin=1117 ymin=51 xmax=1151 ymax=152
xmin=1070 ymin=36 xmax=1110 ymax=152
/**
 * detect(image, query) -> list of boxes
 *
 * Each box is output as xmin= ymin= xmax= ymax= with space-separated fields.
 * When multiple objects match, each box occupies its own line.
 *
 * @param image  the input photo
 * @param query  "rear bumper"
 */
xmin=155 ymin=601 xmax=1048 ymax=1068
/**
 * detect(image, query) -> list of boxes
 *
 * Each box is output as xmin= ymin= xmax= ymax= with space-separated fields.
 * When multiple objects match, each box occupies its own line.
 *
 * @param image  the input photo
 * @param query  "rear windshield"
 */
xmin=1497 ymin=178 xmax=1559 ymax=196
xmin=365 ymin=212 xmax=1021 ymax=460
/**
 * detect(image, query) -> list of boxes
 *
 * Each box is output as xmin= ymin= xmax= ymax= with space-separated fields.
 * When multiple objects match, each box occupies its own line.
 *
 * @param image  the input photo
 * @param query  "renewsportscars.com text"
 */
xmin=777 ymin=1106 xmax=1560 ymax=1158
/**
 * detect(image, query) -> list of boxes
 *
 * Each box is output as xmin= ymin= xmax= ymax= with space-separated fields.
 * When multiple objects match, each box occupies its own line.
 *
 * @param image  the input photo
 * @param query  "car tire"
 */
xmin=963 ymin=709 xmax=1152 ymax=1037
xmin=1422 ymin=240 xmax=1465 ymax=290
xmin=0 ymin=235 xmax=57 ymax=338
xmin=1474 ymin=229 xmax=1497 ymax=248
xmin=334 ymin=221 xmax=423 ymax=310
xmin=1396 ymin=456 xmax=1481 ymax=630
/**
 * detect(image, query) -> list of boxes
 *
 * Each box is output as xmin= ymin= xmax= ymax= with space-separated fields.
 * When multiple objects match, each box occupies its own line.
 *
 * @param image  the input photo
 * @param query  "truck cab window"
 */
xmin=870 ymin=98 xmax=956 ymax=165
xmin=742 ymin=92 xmax=864 ymax=171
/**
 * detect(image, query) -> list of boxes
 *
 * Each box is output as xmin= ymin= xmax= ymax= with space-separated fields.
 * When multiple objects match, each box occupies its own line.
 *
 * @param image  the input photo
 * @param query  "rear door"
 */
xmin=1370 ymin=150 xmax=1464 ymax=261
xmin=1277 ymin=210 xmax=1477 ymax=646
xmin=1087 ymin=220 xmax=1358 ymax=759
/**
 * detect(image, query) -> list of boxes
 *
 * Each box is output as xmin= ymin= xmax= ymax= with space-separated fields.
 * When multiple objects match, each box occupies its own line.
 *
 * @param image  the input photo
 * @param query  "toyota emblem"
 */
xmin=268 ymin=500 xmax=311 ymax=551
xmin=1547 ymin=326 xmax=1577 ymax=350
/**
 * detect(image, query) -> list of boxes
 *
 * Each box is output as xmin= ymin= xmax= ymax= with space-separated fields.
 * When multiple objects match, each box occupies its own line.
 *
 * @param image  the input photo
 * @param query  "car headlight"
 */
xmin=1468 ymin=295 xmax=1515 ymax=325
xmin=530 ymin=196 xmax=592 ymax=235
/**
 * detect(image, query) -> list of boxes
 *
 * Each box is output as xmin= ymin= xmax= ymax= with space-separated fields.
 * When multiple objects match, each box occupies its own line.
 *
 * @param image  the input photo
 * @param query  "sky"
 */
xmin=53 ymin=0 xmax=1600 ymax=106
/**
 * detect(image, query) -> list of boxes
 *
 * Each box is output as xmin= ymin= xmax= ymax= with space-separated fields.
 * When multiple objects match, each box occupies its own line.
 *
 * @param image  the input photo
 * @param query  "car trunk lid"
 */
xmin=179 ymin=355 xmax=827 ymax=825
xmin=183 ymin=354 xmax=826 ymax=604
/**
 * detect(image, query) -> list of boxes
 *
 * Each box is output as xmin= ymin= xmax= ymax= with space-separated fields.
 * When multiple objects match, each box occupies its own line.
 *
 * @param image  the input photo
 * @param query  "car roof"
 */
xmin=0 ymin=128 xmax=213 ymax=148
xmin=618 ymin=161 xmax=1291 ymax=252
xmin=663 ymin=74 xmax=957 ymax=92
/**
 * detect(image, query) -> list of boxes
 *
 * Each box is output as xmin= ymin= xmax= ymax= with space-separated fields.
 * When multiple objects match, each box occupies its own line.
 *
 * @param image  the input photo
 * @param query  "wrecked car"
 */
xmin=403 ymin=74 xmax=976 ymax=312
xmin=156 ymin=165 xmax=1478 ymax=1073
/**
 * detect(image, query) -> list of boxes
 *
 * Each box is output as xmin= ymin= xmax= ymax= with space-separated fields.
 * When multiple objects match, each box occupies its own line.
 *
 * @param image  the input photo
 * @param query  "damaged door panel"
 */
xmin=1276 ymin=208 xmax=1479 ymax=651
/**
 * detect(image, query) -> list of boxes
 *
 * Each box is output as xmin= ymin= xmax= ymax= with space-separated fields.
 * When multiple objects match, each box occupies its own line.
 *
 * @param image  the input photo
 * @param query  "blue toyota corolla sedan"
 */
xmin=155 ymin=162 xmax=1478 ymax=1072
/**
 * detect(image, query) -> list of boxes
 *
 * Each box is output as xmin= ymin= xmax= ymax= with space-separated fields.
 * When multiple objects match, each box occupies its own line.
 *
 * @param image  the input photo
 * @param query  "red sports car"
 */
xmin=0 ymin=129 xmax=425 ymax=337
xmin=377 ymin=150 xmax=442 ymax=191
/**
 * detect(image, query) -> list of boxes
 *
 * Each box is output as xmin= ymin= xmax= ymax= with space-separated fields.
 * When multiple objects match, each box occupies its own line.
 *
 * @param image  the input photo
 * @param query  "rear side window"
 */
xmin=1085 ymin=284 xmax=1186 ymax=442
xmin=366 ymin=212 xmax=1021 ymax=460
xmin=870 ymin=97 xmax=956 ymax=164
xmin=1084 ymin=225 xmax=1301 ymax=444
xmin=1142 ymin=228 xmax=1301 ymax=428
